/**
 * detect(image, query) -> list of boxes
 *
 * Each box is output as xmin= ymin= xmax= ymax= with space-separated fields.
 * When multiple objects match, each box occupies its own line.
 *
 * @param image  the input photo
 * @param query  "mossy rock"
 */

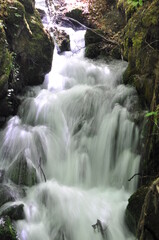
xmin=85 ymin=43 xmax=101 ymax=59
xmin=125 ymin=185 xmax=148 ymax=235
xmin=85 ymin=29 xmax=103 ymax=46
xmin=7 ymin=152 xmax=38 ymax=187
xmin=0 ymin=216 xmax=18 ymax=240
xmin=65 ymin=8 xmax=86 ymax=27
xmin=4 ymin=0 xmax=54 ymax=86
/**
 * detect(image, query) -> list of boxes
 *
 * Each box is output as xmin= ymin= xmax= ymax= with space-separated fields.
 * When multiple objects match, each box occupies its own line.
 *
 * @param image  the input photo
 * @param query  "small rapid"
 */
xmin=0 ymin=3 xmax=141 ymax=240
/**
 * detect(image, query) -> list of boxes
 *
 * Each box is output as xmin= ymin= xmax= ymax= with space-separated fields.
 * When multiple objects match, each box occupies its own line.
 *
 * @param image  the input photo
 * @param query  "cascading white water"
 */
xmin=0 ymin=3 xmax=141 ymax=240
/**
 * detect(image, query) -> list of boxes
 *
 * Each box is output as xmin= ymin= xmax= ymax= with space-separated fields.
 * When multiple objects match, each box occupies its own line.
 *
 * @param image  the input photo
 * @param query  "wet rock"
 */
xmin=125 ymin=185 xmax=148 ymax=235
xmin=0 ymin=184 xmax=15 ymax=208
xmin=7 ymin=153 xmax=38 ymax=187
xmin=0 ymin=170 xmax=5 ymax=183
xmin=0 ymin=203 xmax=24 ymax=221
xmin=0 ymin=216 xmax=18 ymax=240
xmin=137 ymin=178 xmax=159 ymax=240
xmin=52 ymin=28 xmax=70 ymax=53
xmin=4 ymin=1 xmax=54 ymax=86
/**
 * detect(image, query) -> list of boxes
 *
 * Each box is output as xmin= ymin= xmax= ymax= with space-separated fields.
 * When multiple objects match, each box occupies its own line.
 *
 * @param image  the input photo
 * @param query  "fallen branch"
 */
xmin=38 ymin=157 xmax=46 ymax=182
xmin=128 ymin=173 xmax=141 ymax=181
xmin=62 ymin=16 xmax=119 ymax=46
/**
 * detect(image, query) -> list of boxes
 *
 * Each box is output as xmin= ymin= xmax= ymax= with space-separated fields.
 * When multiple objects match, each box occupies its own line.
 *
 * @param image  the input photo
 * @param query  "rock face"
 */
xmin=0 ymin=0 xmax=54 ymax=126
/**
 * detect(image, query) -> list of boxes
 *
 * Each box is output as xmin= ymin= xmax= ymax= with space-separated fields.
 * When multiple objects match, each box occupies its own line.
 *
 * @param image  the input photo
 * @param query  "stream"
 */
xmin=0 ymin=1 xmax=141 ymax=239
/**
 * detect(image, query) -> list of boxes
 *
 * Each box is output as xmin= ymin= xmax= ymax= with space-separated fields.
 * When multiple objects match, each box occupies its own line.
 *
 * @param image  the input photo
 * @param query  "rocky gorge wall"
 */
xmin=84 ymin=0 xmax=159 ymax=239
xmin=0 ymin=0 xmax=54 ymax=127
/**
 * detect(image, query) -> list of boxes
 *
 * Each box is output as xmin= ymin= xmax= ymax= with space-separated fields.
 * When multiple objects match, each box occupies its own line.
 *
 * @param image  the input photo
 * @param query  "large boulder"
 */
xmin=7 ymin=152 xmax=38 ymax=187
xmin=4 ymin=0 xmax=54 ymax=86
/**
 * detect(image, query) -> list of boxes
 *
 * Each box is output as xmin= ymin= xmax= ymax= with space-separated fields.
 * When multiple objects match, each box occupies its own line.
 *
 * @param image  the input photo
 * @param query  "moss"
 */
xmin=117 ymin=0 xmax=137 ymax=21
xmin=121 ymin=0 xmax=159 ymax=106
xmin=0 ymin=24 xmax=12 ymax=97
xmin=85 ymin=43 xmax=101 ymax=59
xmin=0 ymin=216 xmax=17 ymax=240
xmin=142 ymin=0 xmax=159 ymax=27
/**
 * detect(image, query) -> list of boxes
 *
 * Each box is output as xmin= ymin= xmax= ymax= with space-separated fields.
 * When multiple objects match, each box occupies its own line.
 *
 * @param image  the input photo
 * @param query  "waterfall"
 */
xmin=0 ymin=2 xmax=141 ymax=240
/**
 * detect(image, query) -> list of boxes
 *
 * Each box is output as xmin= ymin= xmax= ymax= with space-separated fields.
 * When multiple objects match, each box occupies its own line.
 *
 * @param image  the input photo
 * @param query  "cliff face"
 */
xmin=0 ymin=0 xmax=54 ymax=126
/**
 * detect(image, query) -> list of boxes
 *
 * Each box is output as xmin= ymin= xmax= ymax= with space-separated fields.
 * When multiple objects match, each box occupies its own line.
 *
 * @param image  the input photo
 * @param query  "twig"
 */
xmin=38 ymin=157 xmax=46 ymax=182
xmin=128 ymin=173 xmax=141 ymax=181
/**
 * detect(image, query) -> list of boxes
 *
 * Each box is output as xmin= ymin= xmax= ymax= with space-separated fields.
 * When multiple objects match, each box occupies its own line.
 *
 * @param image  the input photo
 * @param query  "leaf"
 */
xmin=145 ymin=111 xmax=157 ymax=117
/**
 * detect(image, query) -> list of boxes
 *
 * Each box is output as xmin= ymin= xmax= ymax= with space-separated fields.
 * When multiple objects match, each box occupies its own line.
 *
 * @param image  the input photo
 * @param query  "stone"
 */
xmin=7 ymin=152 xmax=38 ymax=187
xmin=0 ymin=203 xmax=24 ymax=221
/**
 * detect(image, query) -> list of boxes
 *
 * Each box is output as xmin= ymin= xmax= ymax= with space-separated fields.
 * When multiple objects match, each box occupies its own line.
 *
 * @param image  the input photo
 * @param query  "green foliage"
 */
xmin=14 ymin=13 xmax=22 ymax=18
xmin=145 ymin=110 xmax=158 ymax=125
xmin=127 ymin=0 xmax=143 ymax=8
